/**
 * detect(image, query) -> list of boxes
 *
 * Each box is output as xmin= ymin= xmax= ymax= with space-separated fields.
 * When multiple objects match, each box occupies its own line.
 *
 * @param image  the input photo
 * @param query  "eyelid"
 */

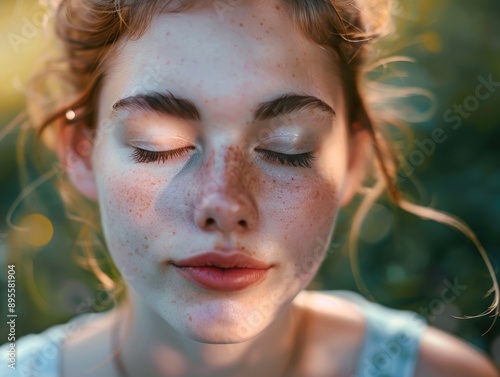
xmin=121 ymin=115 xmax=197 ymax=143
xmin=127 ymin=135 xmax=193 ymax=149
xmin=131 ymin=146 xmax=195 ymax=163
xmin=257 ymin=132 xmax=302 ymax=144
xmin=254 ymin=130 xmax=316 ymax=151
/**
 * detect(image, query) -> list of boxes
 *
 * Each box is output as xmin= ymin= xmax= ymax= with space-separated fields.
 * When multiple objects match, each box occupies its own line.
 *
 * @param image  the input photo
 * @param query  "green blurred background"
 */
xmin=1 ymin=0 xmax=499 ymax=367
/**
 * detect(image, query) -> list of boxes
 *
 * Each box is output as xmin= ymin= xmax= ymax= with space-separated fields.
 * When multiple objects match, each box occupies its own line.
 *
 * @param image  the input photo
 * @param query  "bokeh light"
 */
xmin=18 ymin=213 xmax=53 ymax=247
xmin=386 ymin=264 xmax=407 ymax=284
xmin=421 ymin=31 xmax=442 ymax=53
xmin=360 ymin=204 xmax=393 ymax=245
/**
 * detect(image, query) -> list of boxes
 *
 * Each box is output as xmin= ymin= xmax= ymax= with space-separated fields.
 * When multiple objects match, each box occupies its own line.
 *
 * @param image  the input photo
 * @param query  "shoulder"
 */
xmin=293 ymin=290 xmax=367 ymax=376
xmin=300 ymin=290 xmax=499 ymax=377
xmin=0 ymin=312 xmax=109 ymax=377
xmin=414 ymin=325 xmax=499 ymax=377
xmin=60 ymin=309 xmax=120 ymax=377
xmin=0 ymin=322 xmax=67 ymax=377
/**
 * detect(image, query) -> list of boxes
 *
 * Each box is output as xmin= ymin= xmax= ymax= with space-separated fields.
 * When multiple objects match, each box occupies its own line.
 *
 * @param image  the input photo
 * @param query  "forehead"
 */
xmin=101 ymin=1 xmax=344 ymax=120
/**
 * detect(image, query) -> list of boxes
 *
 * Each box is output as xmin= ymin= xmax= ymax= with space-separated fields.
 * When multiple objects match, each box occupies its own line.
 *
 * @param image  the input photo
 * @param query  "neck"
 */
xmin=113 ymin=288 xmax=306 ymax=377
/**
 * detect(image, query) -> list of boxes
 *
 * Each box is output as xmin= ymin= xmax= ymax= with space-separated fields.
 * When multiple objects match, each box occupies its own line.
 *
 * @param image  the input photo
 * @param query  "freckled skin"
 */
xmin=89 ymin=1 xmax=352 ymax=375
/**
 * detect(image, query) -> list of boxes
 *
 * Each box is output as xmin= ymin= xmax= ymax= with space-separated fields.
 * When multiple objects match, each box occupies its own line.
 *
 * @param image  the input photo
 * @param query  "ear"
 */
xmin=339 ymin=126 xmax=371 ymax=207
xmin=54 ymin=118 xmax=98 ymax=201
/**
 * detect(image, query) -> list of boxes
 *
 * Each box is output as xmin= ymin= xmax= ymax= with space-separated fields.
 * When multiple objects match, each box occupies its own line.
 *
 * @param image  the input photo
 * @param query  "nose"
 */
xmin=193 ymin=147 xmax=258 ymax=234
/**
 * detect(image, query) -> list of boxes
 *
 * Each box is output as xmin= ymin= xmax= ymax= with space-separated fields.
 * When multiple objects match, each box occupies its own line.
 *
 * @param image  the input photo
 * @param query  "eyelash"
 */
xmin=131 ymin=146 xmax=195 ymax=164
xmin=131 ymin=147 xmax=316 ymax=168
xmin=254 ymin=148 xmax=316 ymax=168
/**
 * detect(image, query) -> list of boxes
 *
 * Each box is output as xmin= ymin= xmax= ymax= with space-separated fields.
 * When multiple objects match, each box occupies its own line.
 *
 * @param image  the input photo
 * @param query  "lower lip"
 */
xmin=173 ymin=265 xmax=269 ymax=291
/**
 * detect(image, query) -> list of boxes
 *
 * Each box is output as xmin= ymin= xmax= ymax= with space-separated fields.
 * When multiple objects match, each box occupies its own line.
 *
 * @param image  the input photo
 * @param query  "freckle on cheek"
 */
xmin=102 ymin=173 xmax=164 ymax=260
xmin=106 ymin=174 xmax=161 ymax=220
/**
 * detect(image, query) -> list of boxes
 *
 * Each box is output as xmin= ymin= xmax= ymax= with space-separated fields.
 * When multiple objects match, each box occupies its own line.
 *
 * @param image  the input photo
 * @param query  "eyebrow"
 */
xmin=112 ymin=91 xmax=201 ymax=121
xmin=254 ymin=93 xmax=336 ymax=121
xmin=111 ymin=91 xmax=336 ymax=122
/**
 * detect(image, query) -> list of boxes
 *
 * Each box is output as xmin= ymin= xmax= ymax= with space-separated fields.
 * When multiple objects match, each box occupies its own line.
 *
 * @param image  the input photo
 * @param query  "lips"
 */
xmin=172 ymin=252 xmax=272 ymax=269
xmin=170 ymin=252 xmax=272 ymax=291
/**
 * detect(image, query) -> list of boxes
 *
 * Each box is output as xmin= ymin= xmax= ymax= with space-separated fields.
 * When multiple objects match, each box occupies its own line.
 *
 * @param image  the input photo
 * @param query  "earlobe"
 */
xmin=55 ymin=119 xmax=99 ymax=201
xmin=339 ymin=127 xmax=371 ymax=207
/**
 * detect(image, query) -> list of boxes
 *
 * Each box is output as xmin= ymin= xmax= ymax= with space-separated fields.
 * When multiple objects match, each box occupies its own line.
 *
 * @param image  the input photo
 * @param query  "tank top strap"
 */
xmin=325 ymin=290 xmax=427 ymax=377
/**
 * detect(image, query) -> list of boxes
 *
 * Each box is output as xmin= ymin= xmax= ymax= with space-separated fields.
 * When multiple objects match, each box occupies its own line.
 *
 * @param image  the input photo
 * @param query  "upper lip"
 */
xmin=171 ymin=252 xmax=272 ymax=269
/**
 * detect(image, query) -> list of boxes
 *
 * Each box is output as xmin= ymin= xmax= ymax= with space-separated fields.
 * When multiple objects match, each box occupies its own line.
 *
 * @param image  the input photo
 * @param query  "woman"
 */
xmin=1 ymin=0 xmax=499 ymax=376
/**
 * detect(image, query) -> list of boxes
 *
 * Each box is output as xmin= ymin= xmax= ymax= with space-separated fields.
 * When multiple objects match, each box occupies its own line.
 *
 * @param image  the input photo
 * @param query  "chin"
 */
xmin=185 ymin=323 xmax=265 ymax=344
xmin=178 ymin=311 xmax=272 ymax=344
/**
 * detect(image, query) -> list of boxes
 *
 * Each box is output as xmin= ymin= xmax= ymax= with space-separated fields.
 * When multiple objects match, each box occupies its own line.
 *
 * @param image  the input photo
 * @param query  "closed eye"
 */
xmin=255 ymin=148 xmax=316 ymax=169
xmin=131 ymin=146 xmax=316 ymax=169
xmin=131 ymin=146 xmax=195 ymax=163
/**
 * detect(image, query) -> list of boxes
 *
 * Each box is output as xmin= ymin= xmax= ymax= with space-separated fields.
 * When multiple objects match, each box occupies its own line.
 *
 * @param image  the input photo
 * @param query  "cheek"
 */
xmin=96 ymin=167 xmax=164 ymax=272
xmin=284 ymin=140 xmax=347 ymax=280
xmin=265 ymin=122 xmax=344 ymax=241
xmin=293 ymin=176 xmax=338 ymax=261
xmin=263 ymin=172 xmax=339 ymax=278
xmin=101 ymin=169 xmax=161 ymax=224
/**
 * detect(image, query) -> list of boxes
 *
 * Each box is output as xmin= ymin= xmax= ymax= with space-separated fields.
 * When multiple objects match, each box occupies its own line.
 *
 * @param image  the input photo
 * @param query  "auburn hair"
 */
xmin=22 ymin=0 xmax=498 ymax=326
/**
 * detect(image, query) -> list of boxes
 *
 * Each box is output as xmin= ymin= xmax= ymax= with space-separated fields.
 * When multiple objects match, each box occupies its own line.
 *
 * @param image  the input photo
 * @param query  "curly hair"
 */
xmin=24 ymin=0 xmax=498 ymax=325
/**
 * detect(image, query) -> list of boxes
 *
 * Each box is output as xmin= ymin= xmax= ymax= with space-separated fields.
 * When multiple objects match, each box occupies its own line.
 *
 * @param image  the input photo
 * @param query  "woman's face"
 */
xmin=85 ymin=1 xmax=356 ymax=342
